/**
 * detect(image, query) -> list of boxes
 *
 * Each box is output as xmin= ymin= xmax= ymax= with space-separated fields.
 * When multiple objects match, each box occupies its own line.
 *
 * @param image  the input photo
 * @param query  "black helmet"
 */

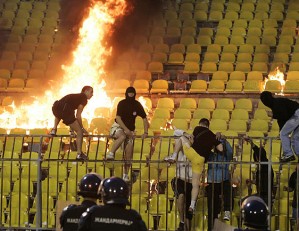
xmin=99 ymin=176 xmax=130 ymax=205
xmin=241 ymin=195 xmax=269 ymax=229
xmin=78 ymin=173 xmax=102 ymax=198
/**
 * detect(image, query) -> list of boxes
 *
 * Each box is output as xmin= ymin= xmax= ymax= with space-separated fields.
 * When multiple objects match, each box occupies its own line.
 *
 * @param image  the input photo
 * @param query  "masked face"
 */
xmin=125 ymin=87 xmax=136 ymax=100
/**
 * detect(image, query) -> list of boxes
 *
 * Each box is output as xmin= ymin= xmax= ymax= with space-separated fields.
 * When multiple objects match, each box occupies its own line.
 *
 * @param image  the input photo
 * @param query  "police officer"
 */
xmin=60 ymin=173 xmax=102 ymax=231
xmin=78 ymin=176 xmax=147 ymax=231
xmin=235 ymin=195 xmax=269 ymax=231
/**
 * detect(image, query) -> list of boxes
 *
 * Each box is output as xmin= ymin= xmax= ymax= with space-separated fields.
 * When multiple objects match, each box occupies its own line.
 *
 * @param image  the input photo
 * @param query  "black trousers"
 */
xmin=206 ymin=180 xmax=234 ymax=231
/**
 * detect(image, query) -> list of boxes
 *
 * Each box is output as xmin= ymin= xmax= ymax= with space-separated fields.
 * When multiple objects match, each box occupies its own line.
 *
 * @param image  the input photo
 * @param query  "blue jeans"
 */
xmin=280 ymin=109 xmax=299 ymax=156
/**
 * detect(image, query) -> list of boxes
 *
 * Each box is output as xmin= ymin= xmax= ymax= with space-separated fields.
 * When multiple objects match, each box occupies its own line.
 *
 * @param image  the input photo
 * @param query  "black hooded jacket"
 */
xmin=115 ymin=87 xmax=146 ymax=131
xmin=252 ymin=145 xmax=274 ymax=205
xmin=260 ymin=91 xmax=299 ymax=130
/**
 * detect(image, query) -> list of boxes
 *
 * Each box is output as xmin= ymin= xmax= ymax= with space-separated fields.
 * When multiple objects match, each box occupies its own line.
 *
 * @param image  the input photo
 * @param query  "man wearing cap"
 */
xmin=106 ymin=87 xmax=149 ymax=182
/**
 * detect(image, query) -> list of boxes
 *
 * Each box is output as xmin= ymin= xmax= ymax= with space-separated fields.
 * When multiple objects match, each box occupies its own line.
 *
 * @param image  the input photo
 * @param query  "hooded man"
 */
xmin=260 ymin=91 xmax=299 ymax=162
xmin=250 ymin=142 xmax=274 ymax=206
xmin=106 ymin=87 xmax=149 ymax=182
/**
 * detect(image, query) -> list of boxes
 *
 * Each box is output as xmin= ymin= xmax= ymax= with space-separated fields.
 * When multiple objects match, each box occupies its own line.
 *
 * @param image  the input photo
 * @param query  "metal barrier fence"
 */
xmin=0 ymin=133 xmax=298 ymax=230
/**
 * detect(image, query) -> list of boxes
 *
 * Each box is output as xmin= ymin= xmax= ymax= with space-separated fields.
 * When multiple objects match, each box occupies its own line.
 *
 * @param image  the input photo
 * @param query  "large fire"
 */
xmin=0 ymin=0 xmax=137 ymax=132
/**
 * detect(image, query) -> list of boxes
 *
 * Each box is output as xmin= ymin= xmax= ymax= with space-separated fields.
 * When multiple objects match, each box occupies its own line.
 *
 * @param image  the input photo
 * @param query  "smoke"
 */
xmin=108 ymin=0 xmax=163 ymax=58
xmin=59 ymin=0 xmax=92 ymax=33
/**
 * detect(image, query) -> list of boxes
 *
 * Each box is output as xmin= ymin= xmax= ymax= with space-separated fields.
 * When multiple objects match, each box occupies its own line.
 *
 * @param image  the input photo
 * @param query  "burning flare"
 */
xmin=0 ymin=0 xmax=130 ymax=132
xmin=264 ymin=67 xmax=285 ymax=94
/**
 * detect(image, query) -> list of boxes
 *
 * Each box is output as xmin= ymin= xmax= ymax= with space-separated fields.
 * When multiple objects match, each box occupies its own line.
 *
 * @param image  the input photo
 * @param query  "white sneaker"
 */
xmin=123 ymin=174 xmax=130 ymax=182
xmin=106 ymin=152 xmax=114 ymax=160
xmin=164 ymin=153 xmax=177 ymax=163
xmin=223 ymin=211 xmax=230 ymax=221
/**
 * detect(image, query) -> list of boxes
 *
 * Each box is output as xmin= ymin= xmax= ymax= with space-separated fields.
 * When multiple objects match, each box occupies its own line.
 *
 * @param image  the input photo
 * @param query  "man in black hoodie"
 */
xmin=245 ymin=137 xmax=274 ymax=207
xmin=260 ymin=91 xmax=299 ymax=162
xmin=106 ymin=87 xmax=149 ymax=182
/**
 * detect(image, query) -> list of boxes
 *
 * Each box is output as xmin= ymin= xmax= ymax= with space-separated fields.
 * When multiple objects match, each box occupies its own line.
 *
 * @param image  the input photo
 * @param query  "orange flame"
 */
xmin=0 ymin=0 xmax=128 ymax=132
xmin=264 ymin=67 xmax=285 ymax=93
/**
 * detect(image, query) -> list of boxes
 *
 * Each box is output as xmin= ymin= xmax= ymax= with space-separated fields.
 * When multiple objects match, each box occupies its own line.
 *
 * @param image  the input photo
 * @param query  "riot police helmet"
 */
xmin=99 ymin=176 xmax=130 ymax=205
xmin=78 ymin=173 xmax=102 ymax=198
xmin=241 ymin=195 xmax=269 ymax=229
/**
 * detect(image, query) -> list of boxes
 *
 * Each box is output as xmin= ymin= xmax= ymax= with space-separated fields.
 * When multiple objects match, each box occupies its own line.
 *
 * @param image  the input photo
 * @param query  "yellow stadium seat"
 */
xmin=133 ymin=80 xmax=149 ymax=94
xmin=207 ymin=79 xmax=225 ymax=92
xmin=253 ymin=109 xmax=271 ymax=121
xmin=135 ymin=70 xmax=152 ymax=81
xmin=208 ymin=10 xmax=223 ymax=22
xmin=174 ymin=108 xmax=192 ymax=121
xmin=235 ymin=63 xmax=251 ymax=73
xmin=218 ymin=62 xmax=234 ymax=73
xmin=284 ymin=80 xmax=299 ymax=93
xmin=171 ymin=118 xmax=189 ymax=130
xmin=0 ymin=78 xmax=8 ymax=91
xmin=210 ymin=119 xmax=227 ymax=133
xmin=201 ymin=62 xmax=217 ymax=74
xmin=168 ymin=52 xmax=184 ymax=64
xmin=222 ymin=44 xmax=238 ymax=54
xmin=212 ymin=71 xmax=228 ymax=82
xmin=198 ymin=98 xmax=215 ymax=111
xmin=185 ymin=53 xmax=200 ymax=63
xmin=212 ymin=109 xmax=230 ymax=120
xmin=231 ymin=109 xmax=249 ymax=121
xmin=156 ymin=98 xmax=174 ymax=111
xmin=239 ymin=44 xmax=254 ymax=54
xmin=203 ymin=52 xmax=219 ymax=62
xmin=198 ymin=28 xmax=214 ymax=38
xmin=249 ymin=119 xmax=269 ymax=133
xmin=180 ymin=35 xmax=194 ymax=46
xmin=148 ymin=61 xmax=164 ymax=75
xmin=183 ymin=61 xmax=200 ymax=74
xmin=186 ymin=44 xmax=201 ymax=54
xmin=228 ymin=120 xmax=247 ymax=133
xmin=170 ymin=44 xmax=185 ymax=53
xmin=215 ymin=27 xmax=231 ymax=38
xmin=214 ymin=35 xmax=229 ymax=46
xmin=205 ymin=44 xmax=222 ymax=54
xmin=154 ymin=43 xmax=169 ymax=53
xmin=153 ymin=108 xmax=171 ymax=120
xmin=225 ymin=80 xmax=243 ymax=92
xmin=243 ymin=80 xmax=262 ymax=93
xmin=179 ymin=98 xmax=197 ymax=111
xmin=264 ymin=79 xmax=282 ymax=93
xmin=229 ymin=71 xmax=246 ymax=82
xmin=216 ymin=98 xmax=234 ymax=111
xmin=197 ymin=35 xmax=212 ymax=46
xmin=224 ymin=11 xmax=239 ymax=20
xmin=192 ymin=108 xmax=211 ymax=120
xmin=235 ymin=98 xmax=253 ymax=112
xmin=7 ymin=78 xmax=25 ymax=91
xmin=240 ymin=10 xmax=254 ymax=20
xmin=246 ymin=35 xmax=261 ymax=46
xmin=188 ymin=80 xmax=207 ymax=93
xmin=150 ymin=80 xmax=168 ymax=94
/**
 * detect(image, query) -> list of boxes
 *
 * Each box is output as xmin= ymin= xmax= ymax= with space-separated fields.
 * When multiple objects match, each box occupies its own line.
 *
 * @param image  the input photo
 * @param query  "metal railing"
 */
xmin=0 ymin=133 xmax=298 ymax=230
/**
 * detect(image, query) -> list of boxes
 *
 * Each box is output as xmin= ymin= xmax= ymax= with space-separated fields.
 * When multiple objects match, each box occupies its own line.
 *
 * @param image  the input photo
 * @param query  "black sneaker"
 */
xmin=76 ymin=153 xmax=88 ymax=161
xmin=176 ymin=222 xmax=184 ymax=231
xmin=280 ymin=154 xmax=296 ymax=163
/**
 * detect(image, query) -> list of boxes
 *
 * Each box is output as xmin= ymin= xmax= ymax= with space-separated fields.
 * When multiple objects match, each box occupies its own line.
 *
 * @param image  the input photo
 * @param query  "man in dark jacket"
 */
xmin=60 ymin=173 xmax=102 ymax=231
xmin=78 ymin=176 xmax=147 ymax=231
xmin=260 ymin=91 xmax=299 ymax=162
xmin=245 ymin=138 xmax=274 ymax=207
